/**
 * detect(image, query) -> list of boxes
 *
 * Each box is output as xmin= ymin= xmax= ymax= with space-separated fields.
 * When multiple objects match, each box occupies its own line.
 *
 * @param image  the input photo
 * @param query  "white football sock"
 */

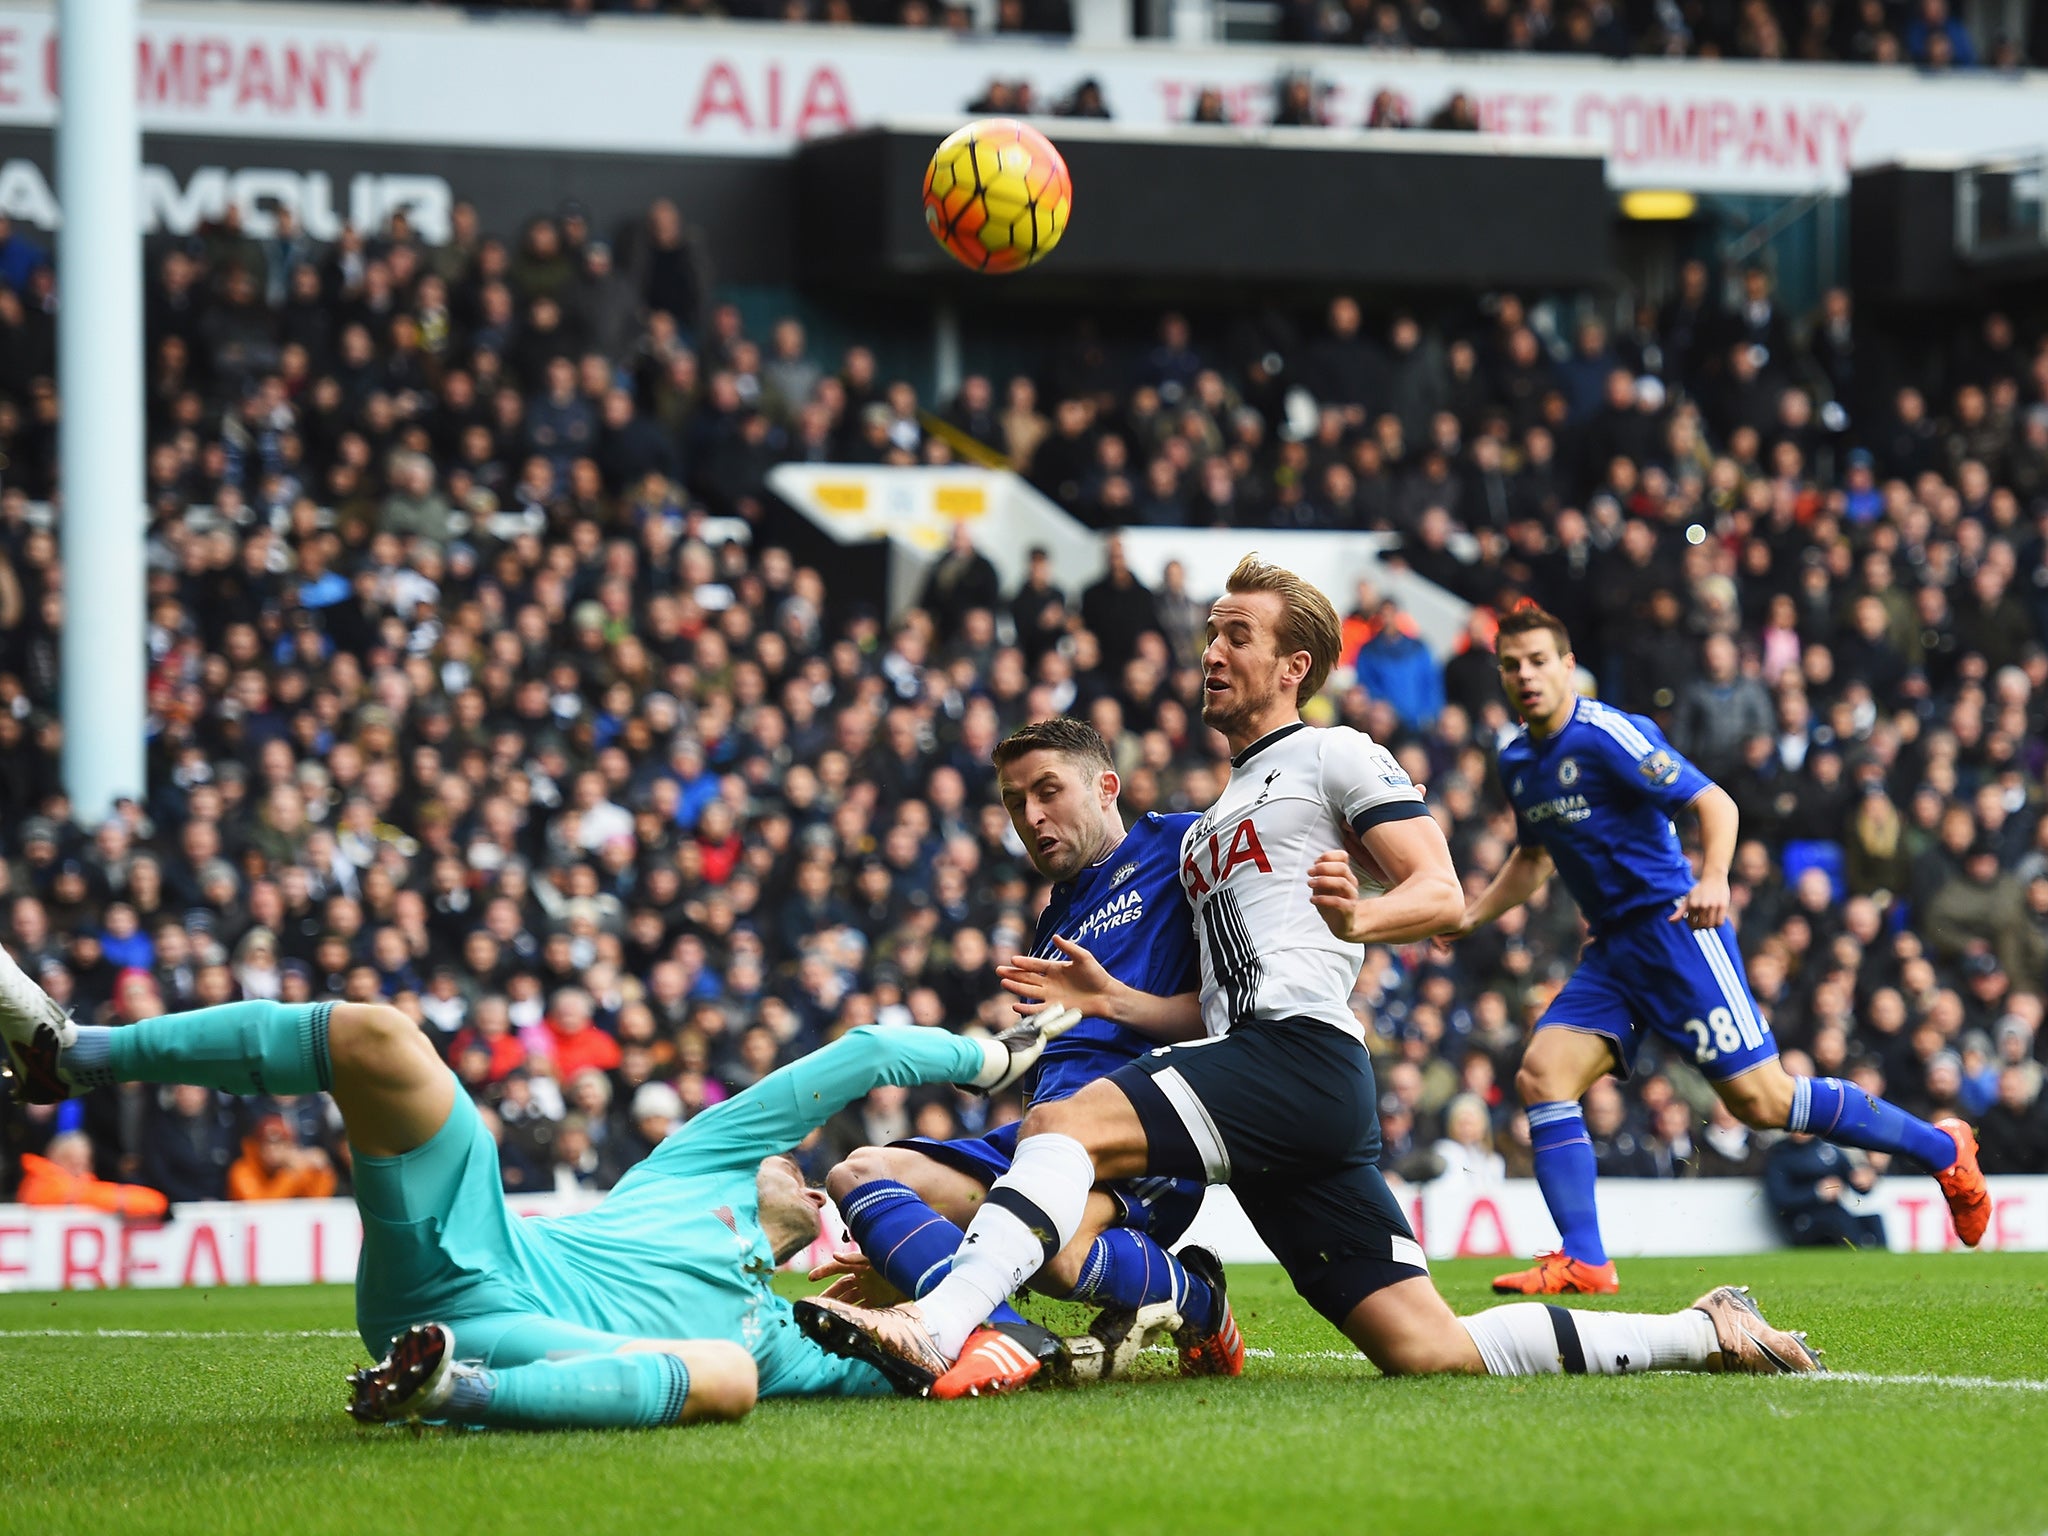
xmin=913 ymin=1132 xmax=1096 ymax=1359
xmin=1461 ymin=1303 xmax=1719 ymax=1377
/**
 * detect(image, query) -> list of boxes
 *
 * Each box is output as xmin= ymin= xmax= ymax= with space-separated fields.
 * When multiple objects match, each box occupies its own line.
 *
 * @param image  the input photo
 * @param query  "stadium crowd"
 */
xmin=1 ymin=187 xmax=2047 ymax=1229
xmin=308 ymin=0 xmax=2033 ymax=68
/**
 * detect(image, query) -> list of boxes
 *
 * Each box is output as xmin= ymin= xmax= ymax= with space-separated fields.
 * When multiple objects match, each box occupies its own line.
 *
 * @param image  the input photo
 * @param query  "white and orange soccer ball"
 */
xmin=922 ymin=118 xmax=1073 ymax=275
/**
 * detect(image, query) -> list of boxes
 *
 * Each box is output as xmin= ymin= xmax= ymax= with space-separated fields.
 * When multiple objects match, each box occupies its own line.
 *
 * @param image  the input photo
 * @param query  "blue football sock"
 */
xmin=1066 ymin=1227 xmax=1218 ymax=1334
xmin=838 ymin=1180 xmax=1027 ymax=1328
xmin=1527 ymin=1101 xmax=1608 ymax=1266
xmin=443 ymin=1351 xmax=690 ymax=1430
xmin=66 ymin=1001 xmax=333 ymax=1097
xmin=1789 ymin=1076 xmax=1957 ymax=1172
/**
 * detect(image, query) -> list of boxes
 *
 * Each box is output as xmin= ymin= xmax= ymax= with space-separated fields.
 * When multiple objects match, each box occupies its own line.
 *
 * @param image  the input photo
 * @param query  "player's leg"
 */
xmin=827 ymin=1135 xmax=1214 ymax=1384
xmin=1350 ymin=1283 xmax=1819 ymax=1378
xmin=1662 ymin=921 xmax=1989 ymax=1245
xmin=799 ymin=1028 xmax=1287 ymax=1392
xmin=349 ymin=1318 xmax=756 ymax=1428
xmin=1 ymin=923 xmax=452 ymax=1160
xmin=904 ymin=1077 xmax=1147 ymax=1359
xmin=825 ymin=1140 xmax=1038 ymax=1331
xmin=1255 ymin=1163 xmax=1819 ymax=1378
xmin=1714 ymin=1056 xmax=1987 ymax=1242
xmin=1052 ymin=1178 xmax=1221 ymax=1353
xmin=796 ymin=1074 xmax=1148 ymax=1389
xmin=1494 ymin=955 xmax=1635 ymax=1294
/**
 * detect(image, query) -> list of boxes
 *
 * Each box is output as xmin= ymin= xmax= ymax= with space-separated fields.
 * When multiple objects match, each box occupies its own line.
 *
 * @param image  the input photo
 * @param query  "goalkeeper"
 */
xmin=0 ymin=940 xmax=1073 ymax=1430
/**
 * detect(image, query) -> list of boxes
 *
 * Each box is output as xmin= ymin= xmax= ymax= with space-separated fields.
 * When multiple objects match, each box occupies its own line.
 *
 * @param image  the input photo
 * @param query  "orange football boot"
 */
xmin=1491 ymin=1251 xmax=1620 ymax=1295
xmin=930 ymin=1321 xmax=1061 ymax=1400
xmin=1175 ymin=1245 xmax=1245 ymax=1377
xmin=1934 ymin=1119 xmax=1991 ymax=1247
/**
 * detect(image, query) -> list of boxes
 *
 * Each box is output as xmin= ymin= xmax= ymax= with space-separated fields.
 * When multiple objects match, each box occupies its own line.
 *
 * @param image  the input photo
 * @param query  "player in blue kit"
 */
xmin=818 ymin=716 xmax=1241 ymax=1398
xmin=1444 ymin=604 xmax=1990 ymax=1295
xmin=0 ymin=934 xmax=1079 ymax=1428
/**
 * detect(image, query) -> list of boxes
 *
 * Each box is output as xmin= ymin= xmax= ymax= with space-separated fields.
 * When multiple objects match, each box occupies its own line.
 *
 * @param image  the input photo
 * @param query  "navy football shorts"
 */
xmin=1109 ymin=1017 xmax=1429 ymax=1326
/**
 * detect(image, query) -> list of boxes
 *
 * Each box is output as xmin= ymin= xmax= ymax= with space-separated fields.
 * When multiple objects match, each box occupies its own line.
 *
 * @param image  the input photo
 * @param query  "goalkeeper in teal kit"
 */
xmin=0 ymin=939 xmax=1075 ymax=1429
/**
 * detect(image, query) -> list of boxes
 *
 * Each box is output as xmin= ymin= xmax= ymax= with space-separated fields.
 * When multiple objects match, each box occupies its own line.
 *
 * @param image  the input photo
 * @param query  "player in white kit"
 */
xmin=800 ymin=556 xmax=1823 ymax=1396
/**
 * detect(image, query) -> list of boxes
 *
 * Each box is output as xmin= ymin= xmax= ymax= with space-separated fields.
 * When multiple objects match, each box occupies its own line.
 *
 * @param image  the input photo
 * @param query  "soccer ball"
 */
xmin=922 ymin=119 xmax=1073 ymax=274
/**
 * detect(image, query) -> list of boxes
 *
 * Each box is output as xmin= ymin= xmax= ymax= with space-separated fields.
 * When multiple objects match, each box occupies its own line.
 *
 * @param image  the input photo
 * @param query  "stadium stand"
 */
xmin=1 ymin=183 xmax=2047 ymax=1213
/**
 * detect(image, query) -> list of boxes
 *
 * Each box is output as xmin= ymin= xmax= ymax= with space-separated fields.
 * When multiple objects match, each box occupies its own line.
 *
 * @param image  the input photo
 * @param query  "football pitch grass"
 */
xmin=2 ymin=1251 xmax=2043 ymax=1536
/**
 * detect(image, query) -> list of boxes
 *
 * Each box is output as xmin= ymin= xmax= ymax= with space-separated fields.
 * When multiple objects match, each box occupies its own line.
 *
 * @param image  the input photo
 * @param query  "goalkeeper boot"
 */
xmin=794 ymin=1297 xmax=951 ymax=1397
xmin=1692 ymin=1286 xmax=1824 ymax=1375
xmin=347 ymin=1323 xmax=473 ymax=1423
xmin=1933 ymin=1119 xmax=1991 ymax=1247
xmin=0 ymin=941 xmax=77 ymax=1104
xmin=1174 ymin=1246 xmax=1245 ymax=1377
xmin=1491 ymin=1251 xmax=1619 ymax=1296
xmin=931 ymin=1319 xmax=1064 ymax=1399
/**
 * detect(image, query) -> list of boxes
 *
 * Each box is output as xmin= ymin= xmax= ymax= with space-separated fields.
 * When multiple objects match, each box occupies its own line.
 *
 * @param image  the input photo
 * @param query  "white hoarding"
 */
xmin=0 ymin=3 xmax=2038 ymax=194
xmin=1 ymin=1176 xmax=2041 ymax=1291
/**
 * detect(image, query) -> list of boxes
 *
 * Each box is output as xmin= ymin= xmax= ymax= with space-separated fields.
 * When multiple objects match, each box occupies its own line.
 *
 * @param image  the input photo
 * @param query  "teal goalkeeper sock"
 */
xmin=64 ymin=1001 xmax=334 ymax=1097
xmin=445 ymin=1351 xmax=691 ymax=1430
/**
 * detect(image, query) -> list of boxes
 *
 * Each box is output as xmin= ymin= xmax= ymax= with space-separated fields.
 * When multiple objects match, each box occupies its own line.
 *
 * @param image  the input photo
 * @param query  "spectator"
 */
xmin=16 ymin=1131 xmax=169 ymax=1216
xmin=629 ymin=199 xmax=711 ymax=341
xmin=1351 ymin=598 xmax=1444 ymax=729
xmin=3 ymin=182 xmax=2045 ymax=1240
xmin=141 ymin=1084 xmax=241 ymax=1202
xmin=1271 ymin=74 xmax=1326 ymax=127
xmin=1765 ymin=1133 xmax=1887 ymax=1248
xmin=1672 ymin=633 xmax=1775 ymax=782
xmin=226 ymin=1114 xmax=337 ymax=1201
xmin=1586 ymin=1080 xmax=1658 ymax=1176
xmin=632 ymin=1081 xmax=685 ymax=1153
xmin=1080 ymin=534 xmax=1163 ymax=673
xmin=1432 ymin=1093 xmax=1505 ymax=1182
xmin=1904 ymin=0 xmax=1976 ymax=63
xmin=919 ymin=523 xmax=1001 ymax=643
xmin=1925 ymin=846 xmax=2032 ymax=982
xmin=1695 ymin=1098 xmax=1769 ymax=1177
xmin=1977 ymin=1065 xmax=2048 ymax=1173
xmin=1058 ymin=77 xmax=1112 ymax=118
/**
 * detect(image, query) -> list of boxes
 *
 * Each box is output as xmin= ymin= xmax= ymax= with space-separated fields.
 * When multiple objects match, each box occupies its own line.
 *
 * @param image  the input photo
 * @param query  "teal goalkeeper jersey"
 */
xmin=507 ymin=1024 xmax=989 ymax=1397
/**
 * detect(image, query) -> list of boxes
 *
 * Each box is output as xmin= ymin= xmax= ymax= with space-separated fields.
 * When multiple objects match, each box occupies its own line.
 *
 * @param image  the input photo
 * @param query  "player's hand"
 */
xmin=1308 ymin=849 xmax=1362 ymax=941
xmin=807 ymin=1247 xmax=907 ymax=1308
xmin=1671 ymin=870 xmax=1731 ymax=930
xmin=998 ymin=935 xmax=1117 ymax=1018
xmin=1430 ymin=913 xmax=1480 ymax=957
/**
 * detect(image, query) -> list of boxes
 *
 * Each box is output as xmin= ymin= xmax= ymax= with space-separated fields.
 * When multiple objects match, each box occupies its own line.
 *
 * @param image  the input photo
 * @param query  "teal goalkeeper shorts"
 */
xmin=350 ymin=1088 xmax=632 ymax=1367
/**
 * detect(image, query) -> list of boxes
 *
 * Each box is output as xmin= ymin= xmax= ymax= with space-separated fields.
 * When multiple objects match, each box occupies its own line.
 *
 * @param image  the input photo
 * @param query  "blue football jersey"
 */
xmin=1024 ymin=811 xmax=1202 ymax=1104
xmin=1497 ymin=697 xmax=1713 ymax=933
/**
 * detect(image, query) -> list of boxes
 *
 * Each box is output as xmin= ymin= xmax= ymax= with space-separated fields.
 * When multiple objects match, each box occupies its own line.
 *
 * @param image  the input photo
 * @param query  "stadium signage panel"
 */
xmin=0 ymin=153 xmax=449 ymax=240
xmin=0 ymin=1177 xmax=2042 ymax=1289
xmin=0 ymin=5 xmax=2041 ymax=194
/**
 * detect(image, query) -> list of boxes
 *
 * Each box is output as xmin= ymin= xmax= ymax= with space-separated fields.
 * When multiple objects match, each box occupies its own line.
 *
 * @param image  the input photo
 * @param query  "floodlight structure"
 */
xmin=57 ymin=0 xmax=146 ymax=825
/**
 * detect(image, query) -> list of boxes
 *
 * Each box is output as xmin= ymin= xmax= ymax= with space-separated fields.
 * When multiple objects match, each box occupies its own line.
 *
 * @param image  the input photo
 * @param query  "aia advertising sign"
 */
xmin=0 ymin=3 xmax=2041 ymax=192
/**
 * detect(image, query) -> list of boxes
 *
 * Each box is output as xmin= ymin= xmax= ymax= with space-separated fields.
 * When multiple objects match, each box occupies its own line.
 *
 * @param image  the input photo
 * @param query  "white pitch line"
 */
xmin=1798 ymin=1371 xmax=2048 ymax=1393
xmin=1244 ymin=1346 xmax=2048 ymax=1389
xmin=0 ymin=1328 xmax=360 ymax=1339
xmin=6 ymin=1333 xmax=2044 ymax=1393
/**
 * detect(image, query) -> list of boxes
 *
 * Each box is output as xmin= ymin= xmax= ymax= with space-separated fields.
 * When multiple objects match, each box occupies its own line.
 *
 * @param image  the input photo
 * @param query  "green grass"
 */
xmin=2 ymin=1253 xmax=2045 ymax=1535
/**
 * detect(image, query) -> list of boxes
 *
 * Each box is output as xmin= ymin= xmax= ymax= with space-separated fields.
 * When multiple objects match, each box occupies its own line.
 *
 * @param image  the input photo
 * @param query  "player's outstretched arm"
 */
xmin=1432 ymin=843 xmax=1555 ymax=954
xmin=1310 ymin=815 xmax=1465 ymax=946
xmin=663 ymin=1023 xmax=1043 ymax=1172
xmin=997 ymin=935 xmax=1205 ymax=1041
xmin=1671 ymin=784 xmax=1737 ymax=930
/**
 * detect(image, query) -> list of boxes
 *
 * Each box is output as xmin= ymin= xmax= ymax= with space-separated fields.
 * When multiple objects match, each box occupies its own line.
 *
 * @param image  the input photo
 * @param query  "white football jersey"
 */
xmin=1178 ymin=722 xmax=1425 ymax=1041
